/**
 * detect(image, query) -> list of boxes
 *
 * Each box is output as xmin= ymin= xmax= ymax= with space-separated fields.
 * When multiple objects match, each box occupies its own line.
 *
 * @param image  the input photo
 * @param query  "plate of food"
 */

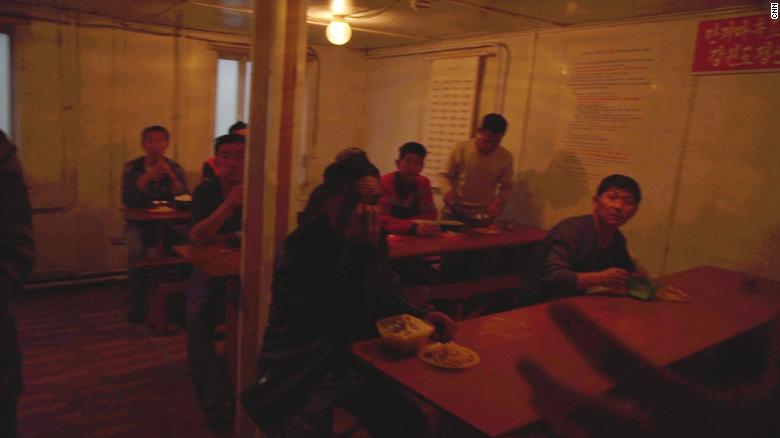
xmin=148 ymin=205 xmax=175 ymax=213
xmin=418 ymin=342 xmax=480 ymax=369
xmin=472 ymin=227 xmax=501 ymax=235
xmin=438 ymin=220 xmax=465 ymax=232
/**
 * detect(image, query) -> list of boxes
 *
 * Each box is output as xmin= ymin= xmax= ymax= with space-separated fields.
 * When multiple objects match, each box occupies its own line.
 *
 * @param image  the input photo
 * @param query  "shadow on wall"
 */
xmin=503 ymin=148 xmax=589 ymax=227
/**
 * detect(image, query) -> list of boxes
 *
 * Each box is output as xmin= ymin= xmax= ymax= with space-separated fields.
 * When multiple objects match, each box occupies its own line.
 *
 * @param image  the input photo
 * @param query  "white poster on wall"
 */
xmin=421 ymin=56 xmax=481 ymax=185
xmin=551 ymin=43 xmax=658 ymax=185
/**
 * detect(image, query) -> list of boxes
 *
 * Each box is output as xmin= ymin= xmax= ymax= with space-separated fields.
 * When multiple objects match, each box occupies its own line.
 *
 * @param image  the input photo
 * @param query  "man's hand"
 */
xmin=225 ymin=185 xmax=244 ymax=210
xmin=517 ymin=303 xmax=780 ymax=438
xmin=599 ymin=268 xmax=630 ymax=288
xmin=155 ymin=160 xmax=177 ymax=179
xmin=416 ymin=222 xmax=442 ymax=237
xmin=443 ymin=190 xmax=456 ymax=207
xmin=487 ymin=198 xmax=504 ymax=218
xmin=344 ymin=204 xmax=381 ymax=246
xmin=137 ymin=164 xmax=167 ymax=190
xmin=424 ymin=311 xmax=457 ymax=342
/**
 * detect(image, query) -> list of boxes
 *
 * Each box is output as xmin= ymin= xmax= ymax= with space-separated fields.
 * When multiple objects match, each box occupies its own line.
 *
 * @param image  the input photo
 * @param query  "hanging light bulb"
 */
xmin=326 ymin=16 xmax=351 ymax=45
xmin=331 ymin=0 xmax=348 ymax=15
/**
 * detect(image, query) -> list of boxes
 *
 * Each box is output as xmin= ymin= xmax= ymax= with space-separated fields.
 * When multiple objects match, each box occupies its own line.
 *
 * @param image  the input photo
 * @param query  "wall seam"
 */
xmin=659 ymin=75 xmax=699 ymax=276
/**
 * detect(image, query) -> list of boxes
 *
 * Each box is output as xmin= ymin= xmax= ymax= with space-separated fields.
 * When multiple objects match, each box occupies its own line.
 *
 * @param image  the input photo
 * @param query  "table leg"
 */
xmin=156 ymin=222 xmax=166 ymax=255
xmin=224 ymin=276 xmax=240 ymax=386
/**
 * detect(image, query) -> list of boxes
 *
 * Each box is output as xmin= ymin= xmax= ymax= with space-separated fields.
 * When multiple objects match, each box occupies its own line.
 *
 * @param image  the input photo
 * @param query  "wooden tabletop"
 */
xmin=387 ymin=225 xmax=547 ymax=259
xmin=123 ymin=208 xmax=191 ymax=222
xmin=173 ymin=244 xmax=241 ymax=277
xmin=352 ymin=266 xmax=780 ymax=437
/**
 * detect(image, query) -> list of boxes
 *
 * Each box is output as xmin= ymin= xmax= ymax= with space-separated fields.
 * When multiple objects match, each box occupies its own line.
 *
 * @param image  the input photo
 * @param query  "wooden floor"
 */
xmin=13 ymin=282 xmax=216 ymax=437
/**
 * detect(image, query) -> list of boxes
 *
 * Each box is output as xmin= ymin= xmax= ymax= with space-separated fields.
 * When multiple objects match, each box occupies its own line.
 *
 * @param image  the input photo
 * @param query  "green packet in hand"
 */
xmin=627 ymin=277 xmax=660 ymax=301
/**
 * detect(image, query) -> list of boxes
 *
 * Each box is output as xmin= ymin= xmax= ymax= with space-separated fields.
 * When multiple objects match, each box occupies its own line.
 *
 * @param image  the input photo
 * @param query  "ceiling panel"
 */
xmin=3 ymin=0 xmax=760 ymax=49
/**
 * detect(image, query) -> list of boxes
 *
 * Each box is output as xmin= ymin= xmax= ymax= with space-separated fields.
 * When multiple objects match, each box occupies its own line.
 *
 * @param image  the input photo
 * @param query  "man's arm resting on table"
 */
xmin=190 ymin=201 xmax=238 ymax=244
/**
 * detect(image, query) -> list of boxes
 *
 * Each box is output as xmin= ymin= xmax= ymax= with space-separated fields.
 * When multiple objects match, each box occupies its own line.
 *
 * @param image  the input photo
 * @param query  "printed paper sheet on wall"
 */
xmin=421 ymin=56 xmax=480 ymax=185
xmin=552 ymin=43 xmax=658 ymax=185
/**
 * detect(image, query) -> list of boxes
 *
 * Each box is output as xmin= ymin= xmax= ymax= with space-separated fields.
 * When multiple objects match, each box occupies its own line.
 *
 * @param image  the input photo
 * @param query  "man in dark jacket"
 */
xmin=0 ymin=130 xmax=35 ymax=437
xmin=121 ymin=125 xmax=189 ymax=322
xmin=186 ymin=134 xmax=244 ymax=433
xmin=517 ymin=174 xmax=643 ymax=306
xmin=248 ymin=157 xmax=455 ymax=437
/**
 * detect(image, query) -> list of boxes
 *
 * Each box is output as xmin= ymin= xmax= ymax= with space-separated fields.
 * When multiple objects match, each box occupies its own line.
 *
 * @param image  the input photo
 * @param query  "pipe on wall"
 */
xmin=365 ymin=42 xmax=511 ymax=114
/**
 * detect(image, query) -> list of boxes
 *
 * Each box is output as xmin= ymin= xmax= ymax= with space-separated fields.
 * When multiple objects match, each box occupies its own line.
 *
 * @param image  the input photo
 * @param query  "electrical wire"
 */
xmin=346 ymin=0 xmax=401 ymax=19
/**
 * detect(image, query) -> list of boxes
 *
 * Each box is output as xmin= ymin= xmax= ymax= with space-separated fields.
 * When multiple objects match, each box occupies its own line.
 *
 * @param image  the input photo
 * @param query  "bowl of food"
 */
xmin=375 ymin=314 xmax=435 ymax=354
xmin=438 ymin=220 xmax=465 ymax=233
xmin=174 ymin=193 xmax=193 ymax=211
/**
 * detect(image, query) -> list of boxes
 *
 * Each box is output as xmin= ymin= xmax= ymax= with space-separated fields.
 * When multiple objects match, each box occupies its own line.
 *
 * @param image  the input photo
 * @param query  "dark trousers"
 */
xmin=266 ymin=368 xmax=429 ymax=438
xmin=186 ymin=268 xmax=233 ymax=416
xmin=0 ymin=313 xmax=22 ymax=438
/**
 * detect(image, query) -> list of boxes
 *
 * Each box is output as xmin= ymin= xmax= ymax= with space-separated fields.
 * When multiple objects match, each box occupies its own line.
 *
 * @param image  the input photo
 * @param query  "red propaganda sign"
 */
xmin=691 ymin=14 xmax=780 ymax=74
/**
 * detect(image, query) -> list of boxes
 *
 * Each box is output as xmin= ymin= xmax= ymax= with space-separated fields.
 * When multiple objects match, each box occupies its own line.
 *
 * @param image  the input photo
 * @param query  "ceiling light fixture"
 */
xmin=326 ymin=15 xmax=352 ymax=45
xmin=323 ymin=0 xmax=404 ymax=46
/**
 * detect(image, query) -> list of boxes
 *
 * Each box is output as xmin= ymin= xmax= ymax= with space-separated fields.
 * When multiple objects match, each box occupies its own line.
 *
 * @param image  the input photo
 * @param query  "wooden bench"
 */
xmin=130 ymin=256 xmax=191 ymax=335
xmin=403 ymin=273 xmax=522 ymax=320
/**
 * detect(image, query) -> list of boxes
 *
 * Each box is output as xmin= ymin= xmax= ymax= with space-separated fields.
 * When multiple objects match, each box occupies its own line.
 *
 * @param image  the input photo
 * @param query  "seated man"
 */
xmin=516 ymin=174 xmax=643 ymax=306
xmin=186 ymin=134 xmax=245 ymax=433
xmin=0 ymin=130 xmax=35 ymax=437
xmin=121 ymin=125 xmax=188 ymax=323
xmin=202 ymin=121 xmax=247 ymax=180
xmin=244 ymin=157 xmax=455 ymax=437
xmin=379 ymin=142 xmax=440 ymax=237
xmin=297 ymin=147 xmax=367 ymax=226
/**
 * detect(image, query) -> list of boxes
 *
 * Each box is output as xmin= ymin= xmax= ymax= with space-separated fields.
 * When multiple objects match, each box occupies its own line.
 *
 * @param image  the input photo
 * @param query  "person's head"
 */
xmin=141 ymin=125 xmax=170 ymax=159
xmin=322 ymin=157 xmax=381 ymax=231
xmin=592 ymin=174 xmax=641 ymax=229
xmin=334 ymin=147 xmax=367 ymax=163
xmin=395 ymin=142 xmax=426 ymax=181
xmin=475 ymin=113 xmax=507 ymax=155
xmin=213 ymin=134 xmax=245 ymax=184
xmin=228 ymin=121 xmax=247 ymax=137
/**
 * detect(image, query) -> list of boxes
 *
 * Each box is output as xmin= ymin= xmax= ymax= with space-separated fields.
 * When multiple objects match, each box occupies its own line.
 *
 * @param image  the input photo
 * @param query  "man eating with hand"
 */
xmin=516 ymin=174 xmax=644 ymax=306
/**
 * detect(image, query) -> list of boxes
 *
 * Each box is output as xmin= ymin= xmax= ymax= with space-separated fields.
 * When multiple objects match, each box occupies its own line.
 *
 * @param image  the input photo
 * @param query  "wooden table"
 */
xmin=124 ymin=208 xmax=191 ymax=253
xmin=352 ymin=266 xmax=780 ymax=437
xmin=173 ymin=243 xmax=241 ymax=384
xmin=173 ymin=243 xmax=241 ymax=277
xmin=387 ymin=226 xmax=547 ymax=259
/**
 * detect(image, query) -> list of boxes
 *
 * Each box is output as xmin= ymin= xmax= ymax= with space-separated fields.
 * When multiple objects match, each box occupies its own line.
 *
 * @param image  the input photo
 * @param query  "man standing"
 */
xmin=121 ymin=125 xmax=189 ymax=322
xmin=440 ymin=113 xmax=514 ymax=224
xmin=245 ymin=157 xmax=455 ymax=437
xmin=517 ymin=174 xmax=643 ymax=306
xmin=186 ymin=134 xmax=244 ymax=433
xmin=0 ymin=130 xmax=35 ymax=437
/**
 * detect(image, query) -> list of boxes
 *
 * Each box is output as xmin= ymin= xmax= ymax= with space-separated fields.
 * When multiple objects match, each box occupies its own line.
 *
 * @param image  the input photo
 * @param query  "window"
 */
xmin=214 ymin=55 xmax=251 ymax=136
xmin=0 ymin=31 xmax=11 ymax=135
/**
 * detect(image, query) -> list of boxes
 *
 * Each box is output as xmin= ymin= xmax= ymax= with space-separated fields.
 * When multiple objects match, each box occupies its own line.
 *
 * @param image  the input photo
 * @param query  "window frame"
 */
xmin=214 ymin=49 xmax=251 ymax=137
xmin=0 ymin=24 xmax=14 ymax=138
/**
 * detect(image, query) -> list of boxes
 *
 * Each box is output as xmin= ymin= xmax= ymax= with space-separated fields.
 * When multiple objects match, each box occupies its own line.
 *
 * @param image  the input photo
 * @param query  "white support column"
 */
xmin=237 ymin=0 xmax=306 ymax=436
